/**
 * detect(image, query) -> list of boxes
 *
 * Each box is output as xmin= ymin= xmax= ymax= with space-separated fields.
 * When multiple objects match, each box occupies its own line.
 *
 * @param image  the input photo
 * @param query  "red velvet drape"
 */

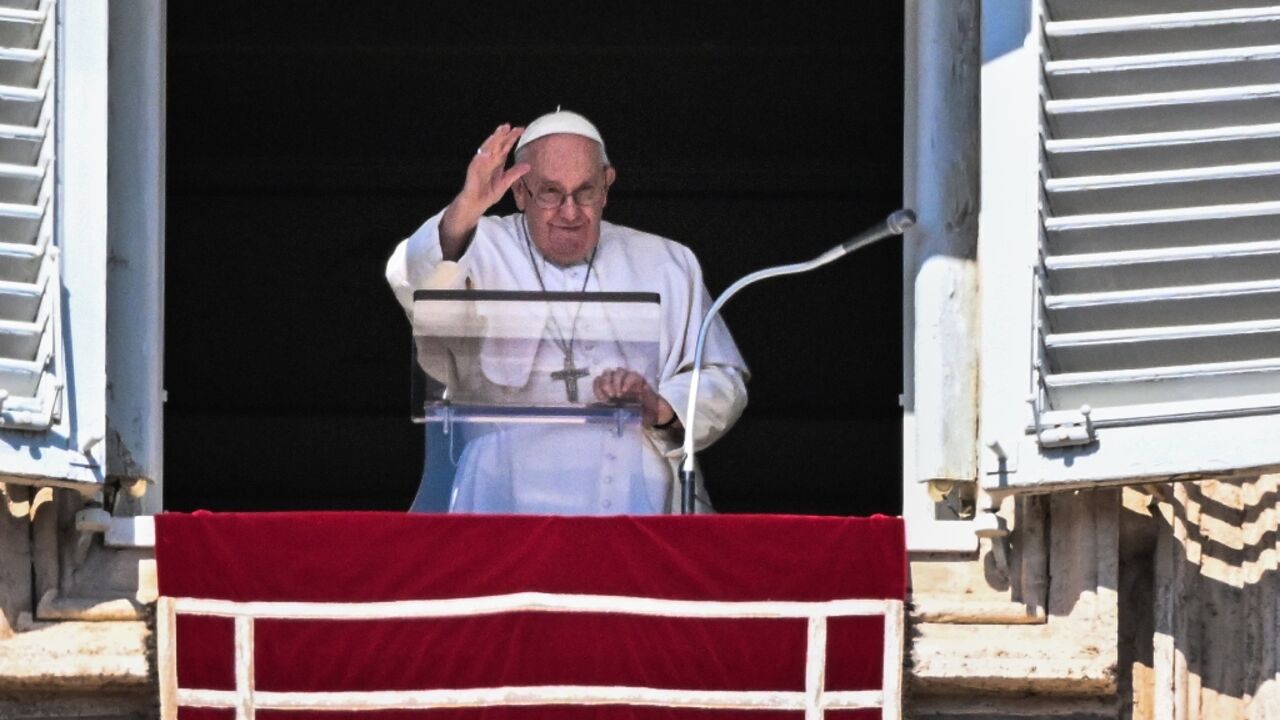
xmin=157 ymin=513 xmax=905 ymax=720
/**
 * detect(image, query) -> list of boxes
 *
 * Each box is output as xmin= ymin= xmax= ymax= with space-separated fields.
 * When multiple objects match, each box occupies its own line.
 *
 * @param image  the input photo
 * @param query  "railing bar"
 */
xmin=168 ymin=594 xmax=901 ymax=714
xmin=156 ymin=597 xmax=179 ymax=720
xmin=234 ymin=615 xmax=255 ymax=720
xmin=881 ymin=599 xmax=905 ymax=720
xmin=821 ymin=690 xmax=883 ymax=708
xmin=181 ymin=686 xmax=815 ymax=711
xmin=804 ymin=614 xmax=827 ymax=720
xmin=179 ymin=686 xmax=887 ymax=711
xmin=171 ymin=593 xmax=894 ymax=620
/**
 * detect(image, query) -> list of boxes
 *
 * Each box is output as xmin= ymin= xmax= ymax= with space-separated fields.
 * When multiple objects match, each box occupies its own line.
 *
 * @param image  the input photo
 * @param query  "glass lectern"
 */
xmin=409 ymin=290 xmax=663 ymax=514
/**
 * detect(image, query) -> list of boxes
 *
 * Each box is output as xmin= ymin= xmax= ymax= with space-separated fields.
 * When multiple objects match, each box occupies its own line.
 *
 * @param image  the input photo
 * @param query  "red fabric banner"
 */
xmin=156 ymin=513 xmax=905 ymax=720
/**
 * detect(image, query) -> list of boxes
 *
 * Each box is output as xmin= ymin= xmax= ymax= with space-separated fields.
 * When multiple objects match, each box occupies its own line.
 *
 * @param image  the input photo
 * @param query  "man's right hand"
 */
xmin=439 ymin=123 xmax=531 ymax=261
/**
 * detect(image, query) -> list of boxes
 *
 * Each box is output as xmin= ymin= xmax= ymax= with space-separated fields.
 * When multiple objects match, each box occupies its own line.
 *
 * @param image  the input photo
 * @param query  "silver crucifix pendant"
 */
xmin=550 ymin=355 xmax=590 ymax=403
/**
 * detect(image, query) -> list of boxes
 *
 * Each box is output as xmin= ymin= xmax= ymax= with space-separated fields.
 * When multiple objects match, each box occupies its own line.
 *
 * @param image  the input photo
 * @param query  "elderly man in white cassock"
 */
xmin=386 ymin=110 xmax=748 ymax=514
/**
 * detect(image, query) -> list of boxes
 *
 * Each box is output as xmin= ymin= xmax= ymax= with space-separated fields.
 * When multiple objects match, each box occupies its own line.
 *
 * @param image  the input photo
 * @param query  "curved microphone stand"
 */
xmin=677 ymin=208 xmax=917 ymax=514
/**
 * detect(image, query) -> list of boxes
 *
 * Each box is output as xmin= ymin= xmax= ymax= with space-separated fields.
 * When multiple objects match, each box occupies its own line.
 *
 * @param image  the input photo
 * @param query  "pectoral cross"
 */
xmin=551 ymin=355 xmax=590 ymax=402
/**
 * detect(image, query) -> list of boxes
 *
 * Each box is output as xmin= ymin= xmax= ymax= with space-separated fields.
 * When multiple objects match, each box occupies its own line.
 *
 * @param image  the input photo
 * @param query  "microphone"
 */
xmin=677 ymin=208 xmax=916 ymax=514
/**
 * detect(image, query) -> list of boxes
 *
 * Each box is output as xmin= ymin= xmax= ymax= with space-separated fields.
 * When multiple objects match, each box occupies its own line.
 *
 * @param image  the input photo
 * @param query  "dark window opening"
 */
xmin=164 ymin=2 xmax=904 ymax=516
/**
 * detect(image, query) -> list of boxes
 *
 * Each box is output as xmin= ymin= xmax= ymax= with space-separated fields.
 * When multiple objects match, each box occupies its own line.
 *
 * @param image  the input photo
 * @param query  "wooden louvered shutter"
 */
xmin=981 ymin=1 xmax=1280 ymax=492
xmin=0 ymin=0 xmax=113 ymax=489
xmin=0 ymin=1 xmax=58 ymax=430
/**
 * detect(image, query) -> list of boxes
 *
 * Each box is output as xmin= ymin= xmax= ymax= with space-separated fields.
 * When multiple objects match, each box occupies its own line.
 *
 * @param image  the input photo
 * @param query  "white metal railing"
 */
xmin=158 ymin=591 xmax=904 ymax=720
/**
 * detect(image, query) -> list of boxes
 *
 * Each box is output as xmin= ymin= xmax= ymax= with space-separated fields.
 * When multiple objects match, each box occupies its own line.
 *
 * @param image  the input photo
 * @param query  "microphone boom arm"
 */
xmin=677 ymin=208 xmax=916 ymax=514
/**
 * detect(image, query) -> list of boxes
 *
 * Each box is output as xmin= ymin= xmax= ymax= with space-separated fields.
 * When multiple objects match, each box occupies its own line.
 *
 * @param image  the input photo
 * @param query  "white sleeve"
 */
xmin=654 ymin=244 xmax=750 ymax=453
xmin=385 ymin=209 xmax=450 ymax=316
xmin=658 ymin=365 xmax=749 ymax=452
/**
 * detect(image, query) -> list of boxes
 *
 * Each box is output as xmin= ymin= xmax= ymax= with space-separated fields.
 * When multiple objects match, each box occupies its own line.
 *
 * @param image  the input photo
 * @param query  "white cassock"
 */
xmin=386 ymin=210 xmax=749 ymax=514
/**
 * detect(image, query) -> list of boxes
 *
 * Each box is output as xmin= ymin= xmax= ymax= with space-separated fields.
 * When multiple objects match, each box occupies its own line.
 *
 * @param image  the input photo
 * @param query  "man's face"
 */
xmin=513 ymin=134 xmax=616 ymax=266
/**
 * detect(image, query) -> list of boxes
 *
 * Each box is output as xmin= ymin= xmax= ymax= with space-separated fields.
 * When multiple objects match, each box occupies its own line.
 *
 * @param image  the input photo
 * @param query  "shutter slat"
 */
xmin=1035 ymin=391 xmax=1280 ymax=428
xmin=0 ymin=307 xmax=44 ymax=360
xmin=1046 ymin=83 xmax=1280 ymax=137
xmin=1046 ymin=123 xmax=1280 ymax=176
xmin=0 ymin=119 xmax=45 ymax=165
xmin=1045 ymin=161 xmax=1280 ymax=215
xmin=1044 ymin=318 xmax=1280 ymax=373
xmin=1047 ymin=8 xmax=1280 ymax=60
xmin=1045 ymin=200 xmax=1280 ymax=254
xmin=0 ymin=269 xmax=45 ymax=321
xmin=0 ymin=12 xmax=41 ymax=51
xmin=1046 ymin=0 xmax=1280 ymax=23
xmin=1046 ymin=279 xmax=1280 ymax=333
xmin=1045 ymin=357 xmax=1280 ymax=410
xmin=1045 ymin=239 xmax=1280 ymax=294
xmin=1046 ymin=45 xmax=1280 ymax=98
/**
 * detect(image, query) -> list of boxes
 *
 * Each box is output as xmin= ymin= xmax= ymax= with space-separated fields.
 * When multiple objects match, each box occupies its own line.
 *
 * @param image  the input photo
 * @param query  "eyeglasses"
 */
xmin=523 ymin=182 xmax=606 ymax=210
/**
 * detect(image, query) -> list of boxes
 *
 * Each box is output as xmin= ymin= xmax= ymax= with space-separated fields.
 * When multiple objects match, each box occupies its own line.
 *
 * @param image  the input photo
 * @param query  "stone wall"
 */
xmin=0 ymin=484 xmax=152 ymax=719
xmin=908 ymin=478 xmax=1279 ymax=719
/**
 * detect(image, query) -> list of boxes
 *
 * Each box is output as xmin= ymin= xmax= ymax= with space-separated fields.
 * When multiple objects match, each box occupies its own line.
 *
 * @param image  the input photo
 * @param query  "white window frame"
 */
xmin=902 ymin=0 xmax=982 ymax=552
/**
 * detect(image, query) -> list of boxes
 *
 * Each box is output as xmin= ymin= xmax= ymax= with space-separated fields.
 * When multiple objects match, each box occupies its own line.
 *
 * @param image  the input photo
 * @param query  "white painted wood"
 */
xmin=0 ymin=6 xmax=44 ymax=24
xmin=979 ymin=0 xmax=1280 ymax=492
xmin=1042 ymin=320 xmax=1280 ymax=376
xmin=881 ymin=599 xmax=905 ymax=720
xmin=105 ymin=0 xmax=164 ymax=509
xmin=0 ymin=0 xmax=55 ymax=430
xmin=1035 ymin=391 xmax=1280 ymax=427
xmin=1047 ymin=45 xmax=1280 ymax=99
xmin=157 ymin=597 xmax=178 ymax=720
xmin=1046 ymin=356 xmax=1280 ymax=409
xmin=1046 ymin=6 xmax=1280 ymax=37
xmin=1045 ymin=318 xmax=1280 ymax=348
xmin=178 ymin=686 xmax=885 ymax=712
xmin=1046 ymin=122 xmax=1280 ymax=158
xmin=1046 ymin=83 xmax=1280 ymax=138
xmin=804 ymin=615 xmax=826 ymax=720
xmin=991 ymin=413 xmax=1280 ymax=491
xmin=234 ymin=615 xmax=254 ymax=720
xmin=1045 ymin=242 xmax=1280 ymax=296
xmin=173 ymin=593 xmax=894 ymax=621
xmin=1046 ymin=278 xmax=1280 ymax=320
xmin=1046 ymin=198 xmax=1280 ymax=232
xmin=167 ymin=592 xmax=902 ymax=714
xmin=0 ymin=200 xmax=42 ymax=219
xmin=822 ymin=690 xmax=885 ymax=709
xmin=1047 ymin=82 xmax=1280 ymax=114
xmin=1048 ymin=44 xmax=1280 ymax=75
xmin=901 ymin=0 xmax=981 ymax=552
xmin=1050 ymin=175 xmax=1280 ymax=217
xmin=975 ymin=0 xmax=1045 ymax=487
xmin=1046 ymin=160 xmax=1280 ymax=193
xmin=43 ymin=0 xmax=108 ymax=481
xmin=1046 ymin=238 xmax=1280 ymax=270
xmin=0 ymin=161 xmax=43 ymax=180
xmin=0 ymin=0 xmax=117 ymax=484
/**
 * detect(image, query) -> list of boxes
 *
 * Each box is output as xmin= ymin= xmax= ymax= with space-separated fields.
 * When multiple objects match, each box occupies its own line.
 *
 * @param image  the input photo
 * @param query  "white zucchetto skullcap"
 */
xmin=516 ymin=109 xmax=609 ymax=164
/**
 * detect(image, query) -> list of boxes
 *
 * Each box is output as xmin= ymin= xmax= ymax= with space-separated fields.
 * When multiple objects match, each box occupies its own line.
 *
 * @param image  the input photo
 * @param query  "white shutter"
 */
xmin=0 ymin=0 xmax=111 ymax=489
xmin=980 ymin=1 xmax=1280 ymax=492
xmin=0 ymin=1 xmax=58 ymax=430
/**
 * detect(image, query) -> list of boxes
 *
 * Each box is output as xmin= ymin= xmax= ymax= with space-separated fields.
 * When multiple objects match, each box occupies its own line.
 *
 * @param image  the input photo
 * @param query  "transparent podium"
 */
xmin=409 ymin=290 xmax=665 ymax=514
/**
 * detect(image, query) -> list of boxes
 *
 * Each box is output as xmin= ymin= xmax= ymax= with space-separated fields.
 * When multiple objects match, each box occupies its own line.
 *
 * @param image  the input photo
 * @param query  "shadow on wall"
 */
xmin=1120 ymin=476 xmax=1278 ymax=716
